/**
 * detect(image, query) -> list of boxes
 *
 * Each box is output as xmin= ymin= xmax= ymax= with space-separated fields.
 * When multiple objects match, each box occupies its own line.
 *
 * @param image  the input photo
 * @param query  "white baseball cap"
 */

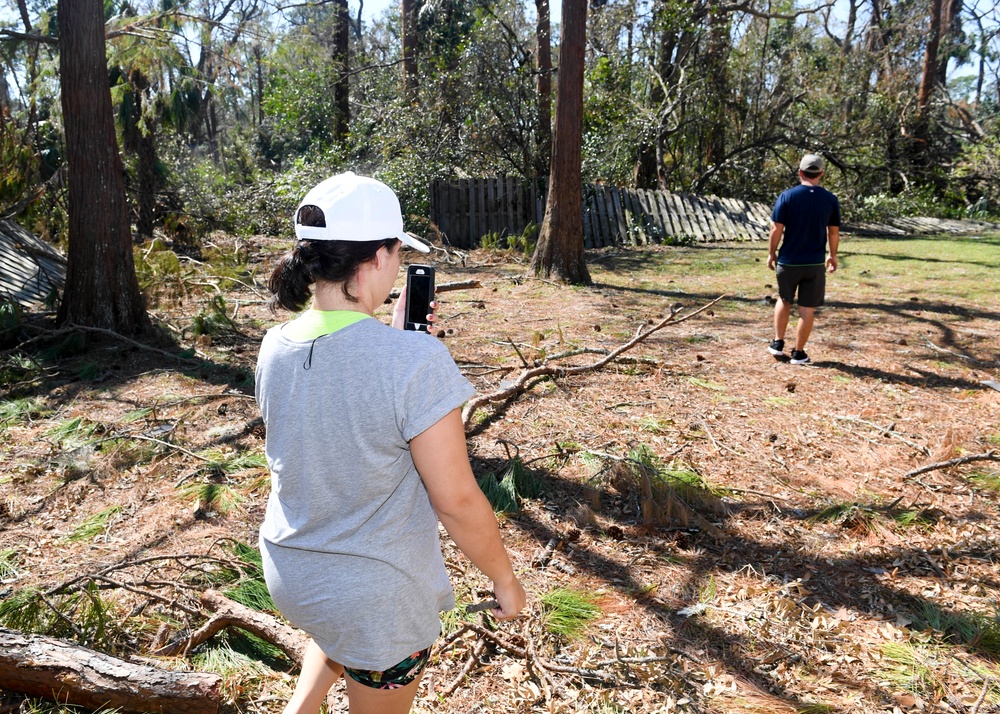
xmin=294 ymin=172 xmax=430 ymax=253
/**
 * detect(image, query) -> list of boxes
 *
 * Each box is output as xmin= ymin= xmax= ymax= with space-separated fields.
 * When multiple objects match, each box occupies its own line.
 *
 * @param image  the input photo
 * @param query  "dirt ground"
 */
xmin=2 ymin=233 xmax=1000 ymax=714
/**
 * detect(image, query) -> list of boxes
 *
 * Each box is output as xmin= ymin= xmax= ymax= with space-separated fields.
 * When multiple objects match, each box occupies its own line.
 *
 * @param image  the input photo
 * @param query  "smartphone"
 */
xmin=404 ymin=264 xmax=435 ymax=332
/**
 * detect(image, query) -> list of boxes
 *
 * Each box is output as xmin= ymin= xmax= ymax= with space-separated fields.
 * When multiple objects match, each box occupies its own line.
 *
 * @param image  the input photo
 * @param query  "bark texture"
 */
xmin=152 ymin=590 xmax=309 ymax=665
xmin=0 ymin=627 xmax=221 ymax=714
xmin=529 ymin=0 xmax=591 ymax=284
xmin=56 ymin=0 xmax=148 ymax=334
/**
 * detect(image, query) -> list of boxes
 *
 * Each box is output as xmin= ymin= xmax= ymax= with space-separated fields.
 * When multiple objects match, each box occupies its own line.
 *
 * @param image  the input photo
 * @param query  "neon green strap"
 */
xmin=282 ymin=310 xmax=371 ymax=341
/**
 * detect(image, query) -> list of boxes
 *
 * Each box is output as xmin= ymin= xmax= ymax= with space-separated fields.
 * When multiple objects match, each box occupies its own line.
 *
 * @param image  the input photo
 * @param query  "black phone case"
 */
xmin=404 ymin=265 xmax=435 ymax=332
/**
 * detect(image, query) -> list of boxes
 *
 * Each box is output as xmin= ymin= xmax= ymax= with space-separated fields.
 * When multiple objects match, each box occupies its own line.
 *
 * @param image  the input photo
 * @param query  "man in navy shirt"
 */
xmin=766 ymin=154 xmax=841 ymax=365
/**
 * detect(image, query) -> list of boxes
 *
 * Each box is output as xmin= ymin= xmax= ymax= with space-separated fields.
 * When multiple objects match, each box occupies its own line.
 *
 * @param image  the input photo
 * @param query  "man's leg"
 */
xmin=794 ymin=306 xmax=815 ymax=351
xmin=773 ymin=298 xmax=792 ymax=340
xmin=283 ymin=639 xmax=344 ymax=714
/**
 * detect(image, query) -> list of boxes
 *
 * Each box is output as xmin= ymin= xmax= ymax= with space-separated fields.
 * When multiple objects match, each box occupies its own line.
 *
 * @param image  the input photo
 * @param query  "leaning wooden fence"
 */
xmin=0 ymin=219 xmax=66 ymax=308
xmin=428 ymin=177 xmax=773 ymax=249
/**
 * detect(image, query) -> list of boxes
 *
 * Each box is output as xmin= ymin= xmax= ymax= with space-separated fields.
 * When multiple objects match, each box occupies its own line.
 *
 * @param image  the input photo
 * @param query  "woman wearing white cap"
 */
xmin=256 ymin=172 xmax=526 ymax=714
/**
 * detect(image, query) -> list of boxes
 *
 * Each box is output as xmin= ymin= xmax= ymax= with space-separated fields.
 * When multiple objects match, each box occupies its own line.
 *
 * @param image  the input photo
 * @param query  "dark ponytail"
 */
xmin=268 ymin=205 xmax=400 ymax=313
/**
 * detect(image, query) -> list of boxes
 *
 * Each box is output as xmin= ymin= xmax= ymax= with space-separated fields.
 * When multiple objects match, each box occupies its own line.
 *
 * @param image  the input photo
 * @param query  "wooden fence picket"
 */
xmin=427 ymin=177 xmax=795 ymax=247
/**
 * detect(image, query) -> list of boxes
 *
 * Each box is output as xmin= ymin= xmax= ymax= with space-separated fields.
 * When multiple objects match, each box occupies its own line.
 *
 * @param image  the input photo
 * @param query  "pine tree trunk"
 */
xmin=56 ymin=0 xmax=148 ymax=334
xmin=0 ymin=627 xmax=220 ymax=713
xmin=534 ymin=0 xmax=552 ymax=178
xmin=333 ymin=0 xmax=350 ymax=142
xmin=401 ymin=0 xmax=418 ymax=99
xmin=530 ymin=0 xmax=591 ymax=285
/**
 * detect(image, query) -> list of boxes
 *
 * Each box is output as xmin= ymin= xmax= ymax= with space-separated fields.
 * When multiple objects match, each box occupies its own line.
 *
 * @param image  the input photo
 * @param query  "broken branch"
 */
xmin=462 ymin=296 xmax=725 ymax=429
xmin=903 ymin=451 xmax=1000 ymax=480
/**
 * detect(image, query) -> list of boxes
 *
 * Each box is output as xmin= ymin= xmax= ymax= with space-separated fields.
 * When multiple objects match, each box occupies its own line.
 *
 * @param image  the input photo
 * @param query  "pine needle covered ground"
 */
xmin=2 ymin=232 xmax=1000 ymax=713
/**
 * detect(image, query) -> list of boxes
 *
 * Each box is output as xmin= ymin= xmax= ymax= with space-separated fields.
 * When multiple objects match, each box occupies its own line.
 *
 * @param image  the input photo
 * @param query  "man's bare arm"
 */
xmin=767 ymin=222 xmax=784 ymax=270
xmin=826 ymin=226 xmax=840 ymax=273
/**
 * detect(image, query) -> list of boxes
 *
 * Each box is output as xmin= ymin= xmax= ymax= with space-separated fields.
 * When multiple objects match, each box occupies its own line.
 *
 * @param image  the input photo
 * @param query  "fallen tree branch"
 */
xmin=387 ymin=279 xmax=482 ymax=300
xmin=833 ymin=415 xmax=930 ymax=455
xmin=0 ymin=627 xmax=221 ymax=714
xmin=903 ymin=451 xmax=1000 ymax=480
xmin=462 ymin=296 xmax=725 ymax=429
xmin=152 ymin=590 xmax=308 ymax=665
xmin=17 ymin=323 xmax=198 ymax=363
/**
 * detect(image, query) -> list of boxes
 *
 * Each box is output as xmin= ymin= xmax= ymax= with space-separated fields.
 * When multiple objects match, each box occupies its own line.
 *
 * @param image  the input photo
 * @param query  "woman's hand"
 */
xmin=390 ymin=285 xmax=438 ymax=332
xmin=490 ymin=576 xmax=527 ymax=621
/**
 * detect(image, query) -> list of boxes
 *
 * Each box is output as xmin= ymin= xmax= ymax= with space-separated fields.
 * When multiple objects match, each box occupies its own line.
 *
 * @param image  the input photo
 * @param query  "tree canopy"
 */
xmin=0 ymin=0 xmax=997 ymax=252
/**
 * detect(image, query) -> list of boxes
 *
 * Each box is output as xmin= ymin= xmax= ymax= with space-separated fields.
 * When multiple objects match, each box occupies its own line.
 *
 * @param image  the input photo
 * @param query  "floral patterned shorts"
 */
xmin=344 ymin=647 xmax=431 ymax=690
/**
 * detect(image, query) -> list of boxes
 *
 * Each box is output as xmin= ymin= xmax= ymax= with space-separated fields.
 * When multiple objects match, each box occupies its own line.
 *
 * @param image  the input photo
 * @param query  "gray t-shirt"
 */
xmin=255 ymin=318 xmax=476 ymax=670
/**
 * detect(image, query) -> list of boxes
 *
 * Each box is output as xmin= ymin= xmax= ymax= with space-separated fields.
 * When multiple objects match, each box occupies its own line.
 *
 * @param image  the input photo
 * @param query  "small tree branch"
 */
xmin=903 ymin=451 xmax=999 ymax=480
xmin=462 ymin=296 xmax=725 ymax=429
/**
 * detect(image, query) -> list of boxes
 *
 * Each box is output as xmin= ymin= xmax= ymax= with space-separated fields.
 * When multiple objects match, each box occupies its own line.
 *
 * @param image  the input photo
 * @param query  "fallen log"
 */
xmin=0 ymin=627 xmax=221 ymax=714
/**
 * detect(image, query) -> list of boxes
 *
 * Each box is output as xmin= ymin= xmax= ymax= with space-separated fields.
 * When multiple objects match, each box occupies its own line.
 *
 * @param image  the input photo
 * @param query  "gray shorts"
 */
xmin=776 ymin=264 xmax=826 ymax=308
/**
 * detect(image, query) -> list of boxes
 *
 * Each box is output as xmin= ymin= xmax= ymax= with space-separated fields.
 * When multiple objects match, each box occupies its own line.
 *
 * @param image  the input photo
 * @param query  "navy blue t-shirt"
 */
xmin=771 ymin=184 xmax=841 ymax=265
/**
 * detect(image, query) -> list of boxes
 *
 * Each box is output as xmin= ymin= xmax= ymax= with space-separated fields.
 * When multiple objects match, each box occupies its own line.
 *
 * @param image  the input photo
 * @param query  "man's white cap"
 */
xmin=294 ymin=171 xmax=430 ymax=253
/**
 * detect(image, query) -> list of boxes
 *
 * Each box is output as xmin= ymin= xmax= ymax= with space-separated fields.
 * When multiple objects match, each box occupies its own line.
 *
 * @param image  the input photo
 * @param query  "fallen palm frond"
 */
xmin=461 ymin=295 xmax=726 ymax=430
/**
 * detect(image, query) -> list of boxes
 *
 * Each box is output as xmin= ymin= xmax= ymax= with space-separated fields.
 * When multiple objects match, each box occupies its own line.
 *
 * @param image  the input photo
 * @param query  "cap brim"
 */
xmin=398 ymin=232 xmax=431 ymax=253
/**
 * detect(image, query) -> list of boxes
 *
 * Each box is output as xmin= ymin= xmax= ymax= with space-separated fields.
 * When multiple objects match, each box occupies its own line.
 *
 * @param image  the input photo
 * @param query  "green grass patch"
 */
xmin=198 ymin=540 xmax=275 ymax=612
xmin=636 ymin=415 xmax=673 ymax=434
xmin=907 ymin=602 xmax=1000 ymax=654
xmin=599 ymin=444 xmax=728 ymax=528
xmin=177 ymin=482 xmax=243 ymax=515
xmin=194 ymin=449 xmax=267 ymax=473
xmin=46 ymin=417 xmax=99 ymax=450
xmin=540 ymin=588 xmax=601 ymax=639
xmin=686 ymin=377 xmax=725 ymax=391
xmin=878 ymin=642 xmax=938 ymax=693
xmin=0 ymin=548 xmax=21 ymax=580
xmin=191 ymin=631 xmax=282 ymax=676
xmin=764 ymin=396 xmax=793 ymax=406
xmin=892 ymin=509 xmax=934 ymax=529
xmin=0 ymin=396 xmax=50 ymax=425
xmin=64 ymin=506 xmax=124 ymax=542
xmin=969 ymin=470 xmax=1000 ymax=492
xmin=121 ymin=407 xmax=153 ymax=422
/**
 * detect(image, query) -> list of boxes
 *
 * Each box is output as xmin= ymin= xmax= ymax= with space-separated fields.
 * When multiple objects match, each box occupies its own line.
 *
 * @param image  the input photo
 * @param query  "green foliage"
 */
xmin=192 ymin=630 xmax=284 ymax=675
xmin=480 ymin=223 xmax=538 ymax=256
xmin=0 ymin=588 xmax=46 ymax=632
xmin=199 ymin=540 xmax=276 ymax=613
xmin=191 ymin=295 xmax=238 ymax=337
xmin=476 ymin=456 xmax=544 ymax=514
xmin=540 ymin=588 xmax=601 ymax=639
xmin=0 ymin=297 xmax=23 ymax=342
xmin=607 ymin=444 xmax=727 ymax=527
xmin=969 ymin=470 xmax=1000 ymax=492
xmin=0 ymin=582 xmax=122 ymax=649
xmin=64 ymin=506 xmax=124 ymax=542
xmin=46 ymin=417 xmax=99 ymax=450
xmin=0 ymin=397 xmax=50 ymax=426
xmin=177 ymin=481 xmax=243 ymax=515
xmin=0 ymin=353 xmax=42 ymax=389
xmin=0 ymin=548 xmax=21 ymax=580
xmin=195 ymin=449 xmax=268 ymax=473
xmin=847 ymin=187 xmax=962 ymax=223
